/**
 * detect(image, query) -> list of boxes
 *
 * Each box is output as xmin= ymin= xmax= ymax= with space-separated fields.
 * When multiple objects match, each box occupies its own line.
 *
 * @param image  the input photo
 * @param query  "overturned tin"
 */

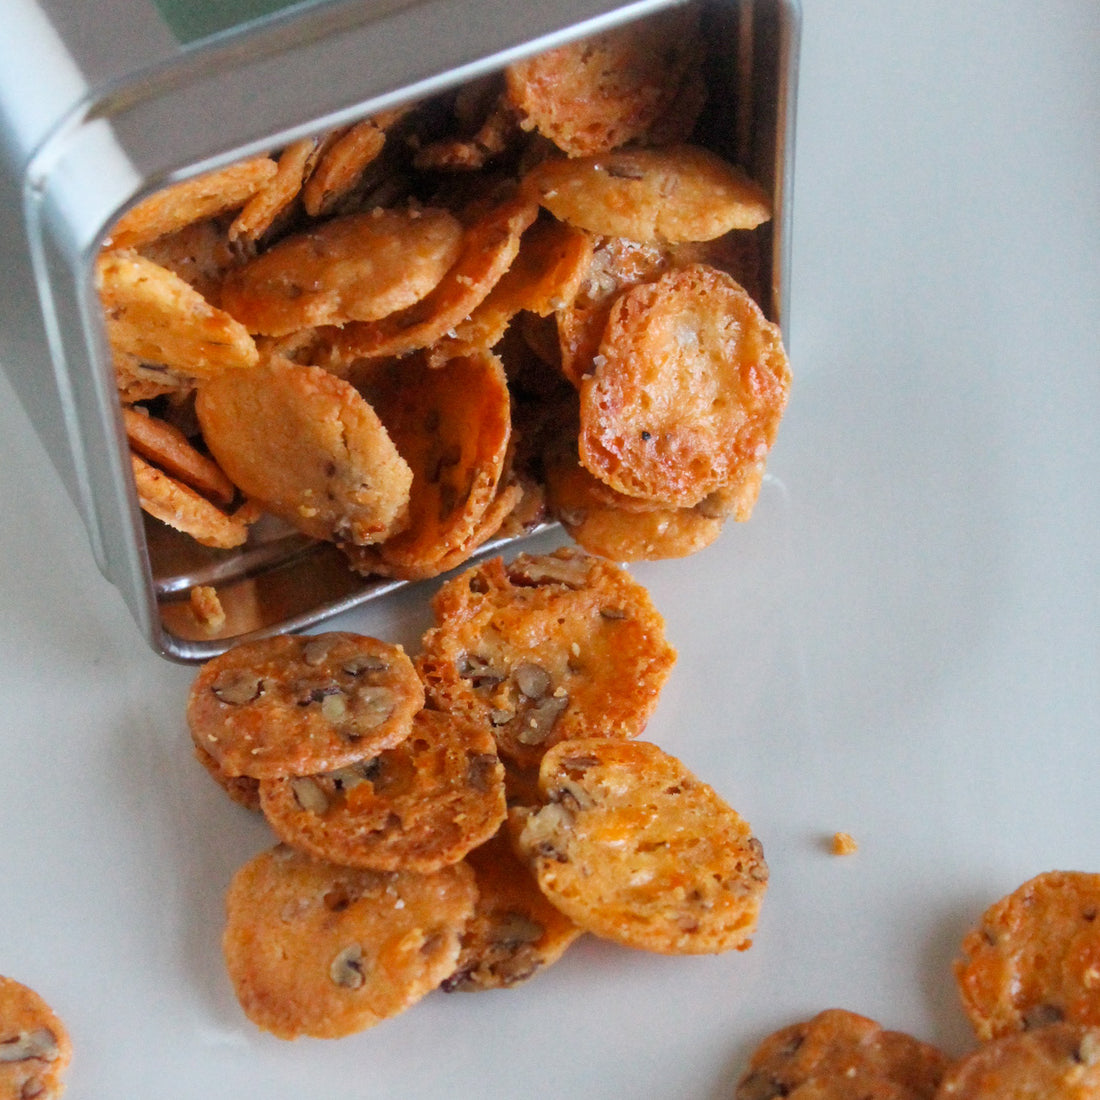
xmin=0 ymin=0 xmax=799 ymax=661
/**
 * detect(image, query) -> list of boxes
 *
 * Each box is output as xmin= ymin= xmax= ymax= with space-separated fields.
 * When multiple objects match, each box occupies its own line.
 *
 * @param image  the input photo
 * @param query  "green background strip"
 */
xmin=152 ymin=0 xmax=327 ymax=44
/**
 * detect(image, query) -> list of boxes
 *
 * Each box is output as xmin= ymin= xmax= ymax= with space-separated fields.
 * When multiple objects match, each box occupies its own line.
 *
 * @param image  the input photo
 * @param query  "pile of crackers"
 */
xmin=97 ymin=3 xmax=791 ymax=602
xmin=189 ymin=547 xmax=769 ymax=1038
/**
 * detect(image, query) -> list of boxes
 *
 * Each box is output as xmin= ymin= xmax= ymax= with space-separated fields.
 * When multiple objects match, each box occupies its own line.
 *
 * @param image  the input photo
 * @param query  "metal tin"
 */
xmin=0 ymin=0 xmax=799 ymax=661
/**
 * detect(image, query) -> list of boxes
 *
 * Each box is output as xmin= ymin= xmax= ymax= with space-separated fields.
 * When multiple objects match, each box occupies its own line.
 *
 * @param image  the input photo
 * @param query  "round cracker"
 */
xmin=258 ymin=706 xmax=506 ymax=873
xmin=130 ymin=453 xmax=252 ymax=549
xmin=222 ymin=845 xmax=477 ymax=1039
xmin=736 ymin=1009 xmax=949 ymax=1100
xmin=416 ymin=547 xmax=676 ymax=769
xmin=441 ymin=830 xmax=584 ymax=992
xmin=578 ymin=263 xmax=791 ymax=507
xmin=330 ymin=190 xmax=539 ymax=360
xmin=104 ymin=156 xmax=278 ymax=250
xmin=933 ymin=1022 xmax=1100 ymax=1099
xmin=511 ymin=738 xmax=768 ymax=955
xmin=504 ymin=7 xmax=705 ymax=156
xmin=354 ymin=351 xmax=511 ymax=573
xmin=220 ymin=206 xmax=464 ymax=336
xmin=0 ymin=975 xmax=72 ymax=1100
xmin=544 ymin=438 xmax=727 ymax=561
xmin=97 ymin=250 xmax=259 ymax=379
xmin=556 ymin=235 xmax=669 ymax=385
xmin=195 ymin=356 xmax=412 ymax=545
xmin=954 ymin=870 xmax=1100 ymax=1041
xmin=301 ymin=108 xmax=408 ymax=218
xmin=187 ymin=632 xmax=423 ymax=779
xmin=526 ymin=144 xmax=772 ymax=243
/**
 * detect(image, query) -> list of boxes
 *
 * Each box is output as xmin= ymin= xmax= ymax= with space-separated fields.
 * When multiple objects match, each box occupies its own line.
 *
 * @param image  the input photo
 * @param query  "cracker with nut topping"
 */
xmin=258 ymin=706 xmax=506 ymax=873
xmin=187 ymin=632 xmax=423 ymax=780
xmin=441 ymin=830 xmax=584 ymax=993
xmin=510 ymin=737 xmax=768 ymax=955
xmin=953 ymin=870 xmax=1100 ymax=1041
xmin=222 ymin=845 xmax=477 ymax=1039
xmin=933 ymin=1022 xmax=1100 ymax=1099
xmin=195 ymin=356 xmax=413 ymax=546
xmin=735 ymin=1008 xmax=949 ymax=1100
xmin=416 ymin=546 xmax=676 ymax=769
xmin=0 ymin=976 xmax=72 ymax=1100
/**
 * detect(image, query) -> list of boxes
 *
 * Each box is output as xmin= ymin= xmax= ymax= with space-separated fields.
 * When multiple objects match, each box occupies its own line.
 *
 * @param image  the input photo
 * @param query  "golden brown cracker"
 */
xmin=187 ymin=632 xmax=423 ymax=779
xmin=954 ymin=871 xmax=1100 ymax=1041
xmin=555 ymin=235 xmax=669 ymax=386
xmin=104 ymin=156 xmax=278 ymax=250
xmin=222 ymin=845 xmax=477 ymax=1039
xmin=330 ymin=190 xmax=539 ymax=360
xmin=442 ymin=830 xmax=584 ymax=992
xmin=933 ymin=1022 xmax=1100 ymax=1099
xmin=511 ymin=738 xmax=768 ymax=955
xmin=526 ymin=144 xmax=772 ymax=243
xmin=97 ymin=250 xmax=259 ymax=379
xmin=228 ymin=137 xmax=324 ymax=245
xmin=130 ymin=453 xmax=252 ymax=549
xmin=301 ymin=109 xmax=407 ymax=218
xmin=736 ymin=1009 xmax=949 ymax=1100
xmin=354 ymin=351 xmax=511 ymax=574
xmin=578 ymin=263 xmax=791 ymax=507
xmin=417 ymin=547 xmax=676 ymax=768
xmin=220 ymin=206 xmax=464 ymax=335
xmin=123 ymin=406 xmax=235 ymax=504
xmin=0 ymin=975 xmax=72 ymax=1100
xmin=195 ymin=356 xmax=413 ymax=545
xmin=258 ymin=706 xmax=505 ymax=873
xmin=505 ymin=7 xmax=705 ymax=156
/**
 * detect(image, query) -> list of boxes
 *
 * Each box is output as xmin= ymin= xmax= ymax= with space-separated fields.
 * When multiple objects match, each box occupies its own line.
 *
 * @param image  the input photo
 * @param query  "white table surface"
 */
xmin=2 ymin=2 xmax=1098 ymax=1096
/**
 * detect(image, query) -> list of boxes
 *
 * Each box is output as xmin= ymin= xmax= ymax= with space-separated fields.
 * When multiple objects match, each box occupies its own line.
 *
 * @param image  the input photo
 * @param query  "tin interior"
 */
xmin=28 ymin=0 xmax=798 ymax=661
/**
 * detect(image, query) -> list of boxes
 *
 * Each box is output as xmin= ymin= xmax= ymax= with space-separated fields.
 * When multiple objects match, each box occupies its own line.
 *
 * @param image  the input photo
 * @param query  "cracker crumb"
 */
xmin=190 ymin=585 xmax=226 ymax=634
xmin=831 ymin=831 xmax=858 ymax=856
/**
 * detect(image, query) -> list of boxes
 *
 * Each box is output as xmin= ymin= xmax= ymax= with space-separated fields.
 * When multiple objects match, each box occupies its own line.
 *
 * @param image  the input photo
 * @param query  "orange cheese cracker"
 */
xmin=954 ymin=870 xmax=1100 ymax=1041
xmin=187 ymin=632 xmax=423 ymax=780
xmin=417 ymin=547 xmax=676 ymax=769
xmin=511 ymin=738 xmax=768 ymax=955
xmin=0 ymin=975 xmax=72 ymax=1100
xmin=222 ymin=845 xmax=477 ymax=1039
xmin=578 ymin=263 xmax=791 ymax=507
xmin=195 ymin=356 xmax=413 ymax=546
xmin=258 ymin=706 xmax=506 ymax=873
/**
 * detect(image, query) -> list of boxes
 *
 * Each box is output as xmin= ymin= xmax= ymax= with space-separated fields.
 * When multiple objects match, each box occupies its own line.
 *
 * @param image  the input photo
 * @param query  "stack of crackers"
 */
xmin=96 ymin=4 xmax=791 ymax=602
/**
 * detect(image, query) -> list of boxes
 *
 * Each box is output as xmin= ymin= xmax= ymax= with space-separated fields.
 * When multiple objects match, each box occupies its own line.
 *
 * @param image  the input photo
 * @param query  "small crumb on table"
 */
xmin=831 ymin=831 xmax=858 ymax=856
